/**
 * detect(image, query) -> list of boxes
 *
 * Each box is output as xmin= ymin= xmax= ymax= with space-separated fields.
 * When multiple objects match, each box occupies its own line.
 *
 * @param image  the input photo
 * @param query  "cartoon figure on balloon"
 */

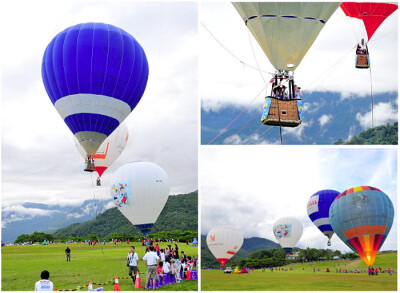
xmin=275 ymin=224 xmax=291 ymax=238
xmin=112 ymin=183 xmax=130 ymax=207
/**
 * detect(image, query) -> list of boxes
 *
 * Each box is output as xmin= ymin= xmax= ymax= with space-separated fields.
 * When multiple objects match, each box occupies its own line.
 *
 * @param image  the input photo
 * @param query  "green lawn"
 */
xmin=201 ymin=252 xmax=397 ymax=291
xmin=2 ymin=242 xmax=198 ymax=291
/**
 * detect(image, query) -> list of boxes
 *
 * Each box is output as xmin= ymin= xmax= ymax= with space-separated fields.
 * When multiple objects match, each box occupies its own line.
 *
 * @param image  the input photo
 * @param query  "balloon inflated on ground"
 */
xmin=75 ymin=123 xmax=129 ymax=185
xmin=42 ymin=22 xmax=148 ymax=168
xmin=110 ymin=161 xmax=170 ymax=236
xmin=273 ymin=217 xmax=303 ymax=254
xmin=206 ymin=225 xmax=244 ymax=266
xmin=307 ymin=189 xmax=340 ymax=246
xmin=329 ymin=186 xmax=394 ymax=266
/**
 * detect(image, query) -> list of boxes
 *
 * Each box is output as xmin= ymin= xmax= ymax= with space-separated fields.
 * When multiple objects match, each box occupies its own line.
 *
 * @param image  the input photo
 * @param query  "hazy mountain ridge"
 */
xmin=202 ymin=91 xmax=397 ymax=145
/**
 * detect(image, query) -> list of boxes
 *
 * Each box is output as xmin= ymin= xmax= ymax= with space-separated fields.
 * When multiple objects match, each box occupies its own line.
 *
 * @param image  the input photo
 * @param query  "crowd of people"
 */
xmin=128 ymin=243 xmax=197 ymax=290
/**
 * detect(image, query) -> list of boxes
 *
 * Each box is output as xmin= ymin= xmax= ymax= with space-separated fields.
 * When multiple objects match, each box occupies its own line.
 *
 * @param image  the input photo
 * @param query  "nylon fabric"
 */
xmin=233 ymin=2 xmax=340 ymax=70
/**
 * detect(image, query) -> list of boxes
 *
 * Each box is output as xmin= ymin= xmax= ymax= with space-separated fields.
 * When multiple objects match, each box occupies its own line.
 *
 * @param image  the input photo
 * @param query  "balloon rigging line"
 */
xmin=231 ymin=113 xmax=260 ymax=140
xmin=302 ymin=126 xmax=308 ymax=144
xmin=246 ymin=125 xmax=274 ymax=145
xmin=91 ymin=172 xmax=105 ymax=257
xmin=369 ymin=27 xmax=397 ymax=43
xmin=247 ymin=29 xmax=268 ymax=87
xmin=201 ymin=22 xmax=274 ymax=75
xmin=304 ymin=45 xmax=356 ymax=91
xmin=243 ymin=124 xmax=265 ymax=145
xmin=206 ymin=85 xmax=267 ymax=145
xmin=369 ymin=66 xmax=374 ymax=128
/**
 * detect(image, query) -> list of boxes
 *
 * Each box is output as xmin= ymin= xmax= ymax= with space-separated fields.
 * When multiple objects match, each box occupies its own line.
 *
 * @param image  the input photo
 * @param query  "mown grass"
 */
xmin=201 ymin=252 xmax=397 ymax=291
xmin=2 ymin=242 xmax=198 ymax=291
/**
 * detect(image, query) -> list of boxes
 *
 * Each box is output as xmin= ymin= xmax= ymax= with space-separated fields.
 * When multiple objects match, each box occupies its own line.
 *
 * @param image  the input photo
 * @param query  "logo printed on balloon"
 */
xmin=274 ymin=224 xmax=292 ymax=238
xmin=111 ymin=182 xmax=131 ymax=208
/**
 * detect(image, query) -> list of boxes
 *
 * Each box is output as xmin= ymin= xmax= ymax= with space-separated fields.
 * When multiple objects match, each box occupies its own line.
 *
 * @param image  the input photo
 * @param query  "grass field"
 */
xmin=201 ymin=252 xmax=397 ymax=291
xmin=2 ymin=241 xmax=198 ymax=291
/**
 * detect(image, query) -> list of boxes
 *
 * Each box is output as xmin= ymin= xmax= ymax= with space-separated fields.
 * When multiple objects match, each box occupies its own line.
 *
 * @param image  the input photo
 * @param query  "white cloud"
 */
xmin=319 ymin=114 xmax=333 ymax=127
xmin=356 ymin=101 xmax=398 ymax=128
xmin=1 ymin=205 xmax=54 ymax=225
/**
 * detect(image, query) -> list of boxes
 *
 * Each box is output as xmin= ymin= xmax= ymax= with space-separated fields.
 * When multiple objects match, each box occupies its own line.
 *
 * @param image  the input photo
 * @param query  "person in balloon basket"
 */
xmin=143 ymin=246 xmax=160 ymax=290
xmin=127 ymin=246 xmax=139 ymax=285
xmin=65 ymin=246 xmax=71 ymax=261
xmin=35 ymin=270 xmax=54 ymax=291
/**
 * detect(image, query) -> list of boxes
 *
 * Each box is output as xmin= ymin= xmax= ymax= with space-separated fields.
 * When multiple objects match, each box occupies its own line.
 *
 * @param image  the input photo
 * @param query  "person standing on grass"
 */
xmin=35 ymin=270 xmax=53 ymax=291
xmin=127 ymin=246 xmax=139 ymax=285
xmin=65 ymin=246 xmax=71 ymax=261
xmin=143 ymin=246 xmax=160 ymax=290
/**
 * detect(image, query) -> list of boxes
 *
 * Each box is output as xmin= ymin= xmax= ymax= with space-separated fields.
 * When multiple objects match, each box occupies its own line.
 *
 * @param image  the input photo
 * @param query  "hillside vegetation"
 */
xmin=334 ymin=122 xmax=397 ymax=145
xmin=52 ymin=191 xmax=197 ymax=239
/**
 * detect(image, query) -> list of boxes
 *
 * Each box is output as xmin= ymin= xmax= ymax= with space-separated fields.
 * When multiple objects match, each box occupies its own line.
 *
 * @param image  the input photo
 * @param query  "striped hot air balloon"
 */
xmin=329 ymin=186 xmax=394 ymax=266
xmin=42 ymin=23 xmax=148 ymax=158
xmin=307 ymin=189 xmax=340 ymax=245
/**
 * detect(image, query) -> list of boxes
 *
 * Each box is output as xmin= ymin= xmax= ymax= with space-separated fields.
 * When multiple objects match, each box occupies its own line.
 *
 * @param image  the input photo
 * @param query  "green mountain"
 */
xmin=52 ymin=191 xmax=197 ymax=238
xmin=334 ymin=122 xmax=398 ymax=145
xmin=201 ymin=235 xmax=280 ymax=268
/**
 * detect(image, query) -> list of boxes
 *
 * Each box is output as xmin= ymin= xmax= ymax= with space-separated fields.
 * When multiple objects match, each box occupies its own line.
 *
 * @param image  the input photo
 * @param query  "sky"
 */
xmin=1 ymin=0 xmax=198 ymax=209
xmin=201 ymin=147 xmax=397 ymax=253
xmin=200 ymin=2 xmax=398 ymax=128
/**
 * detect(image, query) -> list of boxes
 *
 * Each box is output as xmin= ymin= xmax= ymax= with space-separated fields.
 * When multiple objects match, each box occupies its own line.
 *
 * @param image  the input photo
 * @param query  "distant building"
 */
xmin=287 ymin=251 xmax=300 ymax=260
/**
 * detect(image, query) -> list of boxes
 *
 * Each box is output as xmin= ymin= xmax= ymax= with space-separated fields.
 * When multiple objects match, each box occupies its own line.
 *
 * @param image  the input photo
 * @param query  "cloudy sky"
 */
xmin=201 ymin=147 xmax=397 ymax=252
xmin=1 ymin=0 xmax=198 ymax=209
xmin=200 ymin=2 xmax=398 ymax=126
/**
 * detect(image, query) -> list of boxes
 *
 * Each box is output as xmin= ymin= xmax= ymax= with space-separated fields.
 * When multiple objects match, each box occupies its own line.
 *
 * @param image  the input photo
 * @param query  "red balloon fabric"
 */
xmin=340 ymin=2 xmax=398 ymax=40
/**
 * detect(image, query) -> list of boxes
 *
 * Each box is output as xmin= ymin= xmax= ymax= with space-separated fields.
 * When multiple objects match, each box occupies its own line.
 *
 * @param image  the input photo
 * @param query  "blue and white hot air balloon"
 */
xmin=41 ymin=23 xmax=148 ymax=167
xmin=307 ymin=189 xmax=340 ymax=246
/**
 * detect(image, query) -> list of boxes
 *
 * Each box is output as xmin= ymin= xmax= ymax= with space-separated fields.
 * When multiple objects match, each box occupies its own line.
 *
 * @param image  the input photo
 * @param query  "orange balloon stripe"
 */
xmin=344 ymin=225 xmax=386 ymax=239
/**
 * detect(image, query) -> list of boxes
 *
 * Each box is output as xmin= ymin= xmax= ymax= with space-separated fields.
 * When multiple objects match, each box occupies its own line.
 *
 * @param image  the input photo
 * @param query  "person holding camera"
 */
xmin=127 ymin=246 xmax=139 ymax=285
xmin=294 ymin=85 xmax=303 ymax=100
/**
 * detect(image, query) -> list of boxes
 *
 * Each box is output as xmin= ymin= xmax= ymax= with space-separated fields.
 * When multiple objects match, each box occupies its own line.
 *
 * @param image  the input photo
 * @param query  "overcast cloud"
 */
xmin=1 ymin=0 xmax=198 ymax=207
xmin=200 ymin=2 xmax=398 ymax=127
xmin=201 ymin=147 xmax=397 ymax=252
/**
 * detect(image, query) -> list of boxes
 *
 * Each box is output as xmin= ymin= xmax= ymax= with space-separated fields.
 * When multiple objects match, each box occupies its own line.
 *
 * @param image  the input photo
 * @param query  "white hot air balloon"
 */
xmin=273 ymin=217 xmax=303 ymax=254
xmin=110 ymin=161 xmax=170 ymax=236
xmin=75 ymin=123 xmax=129 ymax=185
xmin=206 ymin=225 xmax=244 ymax=266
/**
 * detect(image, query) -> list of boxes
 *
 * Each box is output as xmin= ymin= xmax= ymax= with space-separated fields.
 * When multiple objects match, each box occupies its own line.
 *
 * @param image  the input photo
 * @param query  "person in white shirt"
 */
xmin=34 ymin=270 xmax=54 ymax=291
xmin=143 ymin=246 xmax=160 ymax=289
xmin=160 ymin=249 xmax=166 ymax=262
xmin=127 ymin=246 xmax=139 ymax=285
xmin=163 ymin=259 xmax=171 ymax=274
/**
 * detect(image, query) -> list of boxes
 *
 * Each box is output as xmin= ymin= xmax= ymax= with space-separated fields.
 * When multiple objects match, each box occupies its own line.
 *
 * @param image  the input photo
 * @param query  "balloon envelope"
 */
xmin=42 ymin=22 xmax=149 ymax=155
xmin=307 ymin=189 xmax=340 ymax=241
xmin=110 ymin=162 xmax=170 ymax=236
xmin=233 ymin=2 xmax=340 ymax=71
xmin=273 ymin=217 xmax=303 ymax=254
xmin=329 ymin=186 xmax=394 ymax=266
xmin=206 ymin=225 xmax=244 ymax=266
xmin=340 ymin=2 xmax=398 ymax=40
xmin=75 ymin=123 xmax=129 ymax=177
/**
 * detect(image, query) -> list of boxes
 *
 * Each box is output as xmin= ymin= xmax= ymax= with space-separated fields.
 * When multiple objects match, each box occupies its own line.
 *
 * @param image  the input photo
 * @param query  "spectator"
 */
xmin=35 ymin=270 xmax=53 ymax=291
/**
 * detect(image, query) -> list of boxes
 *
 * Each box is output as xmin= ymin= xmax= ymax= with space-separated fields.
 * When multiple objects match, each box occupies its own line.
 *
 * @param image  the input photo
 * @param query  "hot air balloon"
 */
xmin=206 ymin=225 xmax=244 ymax=266
xmin=340 ymin=3 xmax=398 ymax=68
xmin=42 ymin=23 xmax=149 ymax=171
xmin=329 ymin=186 xmax=394 ymax=266
xmin=273 ymin=217 xmax=303 ymax=254
xmin=75 ymin=123 xmax=129 ymax=186
xmin=110 ymin=162 xmax=169 ymax=236
xmin=233 ymin=2 xmax=339 ymax=127
xmin=307 ymin=189 xmax=340 ymax=246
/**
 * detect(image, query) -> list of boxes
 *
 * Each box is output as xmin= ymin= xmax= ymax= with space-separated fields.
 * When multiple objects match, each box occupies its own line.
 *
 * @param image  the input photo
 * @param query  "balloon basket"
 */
xmin=261 ymin=97 xmax=302 ymax=127
xmin=356 ymin=54 xmax=370 ymax=69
